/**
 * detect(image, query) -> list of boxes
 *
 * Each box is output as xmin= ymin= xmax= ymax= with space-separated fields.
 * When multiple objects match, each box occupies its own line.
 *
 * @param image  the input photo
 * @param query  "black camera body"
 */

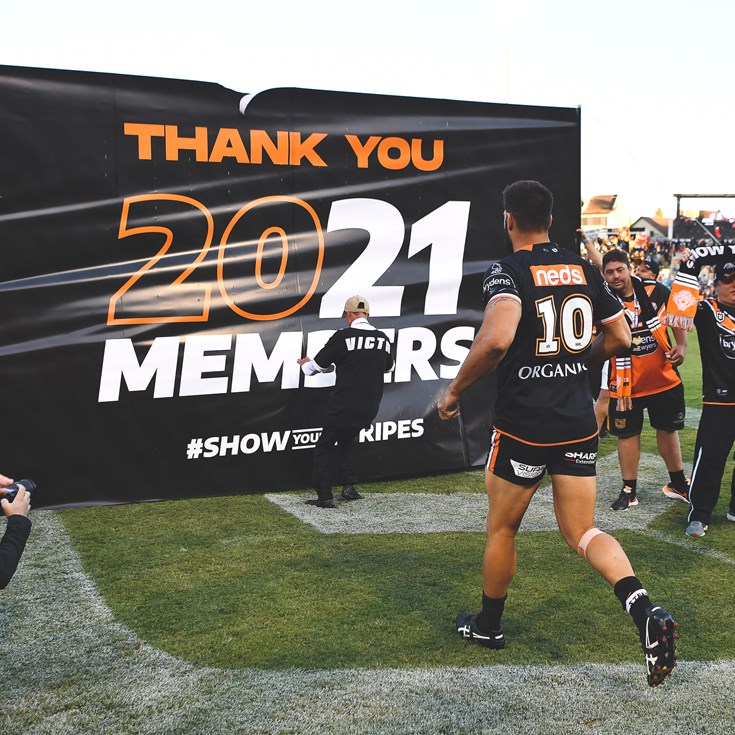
xmin=3 ymin=479 xmax=36 ymax=502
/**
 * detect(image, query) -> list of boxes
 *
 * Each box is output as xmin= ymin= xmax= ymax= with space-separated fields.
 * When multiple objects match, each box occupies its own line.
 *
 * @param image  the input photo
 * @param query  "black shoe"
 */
xmin=640 ymin=605 xmax=678 ymax=687
xmin=305 ymin=497 xmax=336 ymax=509
xmin=611 ymin=486 xmax=638 ymax=511
xmin=455 ymin=612 xmax=505 ymax=649
xmin=340 ymin=485 xmax=363 ymax=501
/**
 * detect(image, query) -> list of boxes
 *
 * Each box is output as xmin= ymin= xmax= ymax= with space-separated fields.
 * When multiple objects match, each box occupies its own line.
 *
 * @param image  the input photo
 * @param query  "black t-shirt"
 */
xmin=314 ymin=322 xmax=394 ymax=427
xmin=482 ymin=242 xmax=623 ymax=444
xmin=694 ymin=299 xmax=735 ymax=405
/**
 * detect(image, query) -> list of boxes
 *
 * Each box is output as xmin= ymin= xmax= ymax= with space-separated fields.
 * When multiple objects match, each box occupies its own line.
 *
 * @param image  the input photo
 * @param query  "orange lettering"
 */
xmin=250 ymin=130 xmax=288 ymax=165
xmin=345 ymin=134 xmax=381 ymax=168
xmin=289 ymin=132 xmax=327 ymax=166
xmin=411 ymin=138 xmax=444 ymax=171
xmin=377 ymin=137 xmax=411 ymax=170
xmin=209 ymin=128 xmax=250 ymax=163
xmin=124 ymin=122 xmax=165 ymax=160
xmin=165 ymin=125 xmax=209 ymax=161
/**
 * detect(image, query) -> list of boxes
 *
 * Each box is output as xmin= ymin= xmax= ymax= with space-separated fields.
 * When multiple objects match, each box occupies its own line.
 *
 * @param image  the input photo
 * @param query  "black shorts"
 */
xmin=486 ymin=429 xmax=599 ymax=486
xmin=608 ymin=382 xmax=685 ymax=438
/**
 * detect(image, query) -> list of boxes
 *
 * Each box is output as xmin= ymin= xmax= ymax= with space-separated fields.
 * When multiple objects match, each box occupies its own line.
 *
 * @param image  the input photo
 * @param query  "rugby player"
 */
xmin=437 ymin=180 xmax=677 ymax=686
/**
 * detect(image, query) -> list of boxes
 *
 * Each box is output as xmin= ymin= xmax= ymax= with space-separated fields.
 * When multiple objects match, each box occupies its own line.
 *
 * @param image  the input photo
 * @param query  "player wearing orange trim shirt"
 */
xmin=437 ymin=181 xmax=677 ymax=687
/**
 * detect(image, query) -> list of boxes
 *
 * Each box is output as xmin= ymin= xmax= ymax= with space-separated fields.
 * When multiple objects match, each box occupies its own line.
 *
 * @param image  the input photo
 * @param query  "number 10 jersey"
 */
xmin=482 ymin=242 xmax=624 ymax=445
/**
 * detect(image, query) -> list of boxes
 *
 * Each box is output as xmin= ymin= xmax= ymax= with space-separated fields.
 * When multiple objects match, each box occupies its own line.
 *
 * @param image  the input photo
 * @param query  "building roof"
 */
xmin=630 ymin=216 xmax=671 ymax=236
xmin=583 ymin=195 xmax=617 ymax=215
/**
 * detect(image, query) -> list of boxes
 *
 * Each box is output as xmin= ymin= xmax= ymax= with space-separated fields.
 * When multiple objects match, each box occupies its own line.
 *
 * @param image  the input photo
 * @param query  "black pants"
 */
xmin=688 ymin=404 xmax=735 ymax=525
xmin=311 ymin=424 xmax=360 ymax=500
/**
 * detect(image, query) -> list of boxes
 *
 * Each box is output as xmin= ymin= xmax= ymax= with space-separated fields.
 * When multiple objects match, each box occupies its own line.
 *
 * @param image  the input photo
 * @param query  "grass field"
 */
xmin=3 ymin=330 xmax=735 ymax=734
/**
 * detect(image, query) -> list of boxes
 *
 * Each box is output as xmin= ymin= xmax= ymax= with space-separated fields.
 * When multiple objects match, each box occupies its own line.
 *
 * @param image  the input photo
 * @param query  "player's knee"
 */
xmin=577 ymin=526 xmax=604 ymax=559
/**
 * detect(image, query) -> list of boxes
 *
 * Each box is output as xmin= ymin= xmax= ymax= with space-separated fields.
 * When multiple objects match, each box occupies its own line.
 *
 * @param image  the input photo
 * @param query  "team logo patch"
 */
xmin=615 ymin=418 xmax=627 ymax=429
xmin=510 ymin=459 xmax=545 ymax=479
xmin=490 ymin=261 xmax=502 ymax=274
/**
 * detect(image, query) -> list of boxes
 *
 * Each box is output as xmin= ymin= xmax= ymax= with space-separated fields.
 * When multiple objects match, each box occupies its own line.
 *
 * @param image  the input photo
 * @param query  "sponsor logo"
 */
xmin=630 ymin=330 xmax=658 ymax=356
xmin=517 ymin=362 xmax=588 ymax=379
xmin=564 ymin=451 xmax=597 ymax=465
xmin=721 ymin=334 xmax=735 ymax=358
xmin=510 ymin=459 xmax=545 ymax=479
xmin=484 ymin=275 xmax=514 ymax=291
xmin=530 ymin=264 xmax=586 ymax=287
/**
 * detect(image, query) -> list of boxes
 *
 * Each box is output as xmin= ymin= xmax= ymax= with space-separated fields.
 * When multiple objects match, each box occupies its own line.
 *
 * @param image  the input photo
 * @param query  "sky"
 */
xmin=2 ymin=0 xmax=734 ymax=219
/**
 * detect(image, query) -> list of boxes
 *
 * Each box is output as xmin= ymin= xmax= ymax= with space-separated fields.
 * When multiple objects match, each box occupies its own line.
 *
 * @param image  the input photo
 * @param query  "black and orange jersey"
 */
xmin=695 ymin=298 xmax=735 ymax=405
xmin=608 ymin=278 xmax=680 ymax=398
xmin=483 ymin=242 xmax=624 ymax=446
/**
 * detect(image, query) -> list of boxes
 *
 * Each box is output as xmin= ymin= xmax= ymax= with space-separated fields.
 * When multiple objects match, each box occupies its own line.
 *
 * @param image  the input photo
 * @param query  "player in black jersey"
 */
xmin=437 ymin=181 xmax=677 ymax=686
xmin=685 ymin=261 xmax=735 ymax=538
xmin=298 ymin=295 xmax=394 ymax=508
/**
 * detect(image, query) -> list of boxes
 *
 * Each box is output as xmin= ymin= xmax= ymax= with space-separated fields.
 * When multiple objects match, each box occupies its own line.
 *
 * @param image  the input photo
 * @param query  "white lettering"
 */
xmin=98 ymin=336 xmax=179 ymax=402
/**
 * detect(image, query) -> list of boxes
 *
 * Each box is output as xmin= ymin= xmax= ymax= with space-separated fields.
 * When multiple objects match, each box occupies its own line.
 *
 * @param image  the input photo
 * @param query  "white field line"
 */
xmin=1 ymin=452 xmax=734 ymax=734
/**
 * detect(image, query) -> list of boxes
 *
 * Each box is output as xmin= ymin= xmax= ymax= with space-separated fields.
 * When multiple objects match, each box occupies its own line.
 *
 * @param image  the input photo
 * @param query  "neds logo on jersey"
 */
xmin=530 ymin=264 xmax=586 ymax=287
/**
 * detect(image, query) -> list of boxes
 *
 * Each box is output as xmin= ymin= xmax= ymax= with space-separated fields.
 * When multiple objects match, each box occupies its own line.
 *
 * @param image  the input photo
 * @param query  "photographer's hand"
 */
xmin=0 ymin=473 xmax=14 ymax=488
xmin=1 ymin=487 xmax=30 ymax=518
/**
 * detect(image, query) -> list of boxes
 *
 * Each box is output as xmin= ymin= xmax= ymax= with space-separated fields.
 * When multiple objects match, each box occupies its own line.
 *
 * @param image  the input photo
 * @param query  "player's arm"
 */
xmin=437 ymin=297 xmax=521 ymax=420
xmin=589 ymin=312 xmax=631 ymax=363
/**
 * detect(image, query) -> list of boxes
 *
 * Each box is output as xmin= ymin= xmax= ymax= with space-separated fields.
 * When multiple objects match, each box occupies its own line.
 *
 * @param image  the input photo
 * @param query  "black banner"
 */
xmin=0 ymin=65 xmax=580 ymax=507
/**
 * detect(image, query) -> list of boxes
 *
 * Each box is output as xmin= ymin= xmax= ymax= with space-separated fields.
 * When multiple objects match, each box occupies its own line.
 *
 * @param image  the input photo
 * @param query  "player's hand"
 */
xmin=616 ymin=396 xmax=632 ymax=412
xmin=437 ymin=391 xmax=460 ymax=420
xmin=666 ymin=344 xmax=686 ymax=367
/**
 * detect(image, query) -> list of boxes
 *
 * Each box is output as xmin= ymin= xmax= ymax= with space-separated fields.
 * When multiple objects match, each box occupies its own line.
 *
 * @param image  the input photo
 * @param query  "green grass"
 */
xmin=58 ymin=328 xmax=735 ymax=671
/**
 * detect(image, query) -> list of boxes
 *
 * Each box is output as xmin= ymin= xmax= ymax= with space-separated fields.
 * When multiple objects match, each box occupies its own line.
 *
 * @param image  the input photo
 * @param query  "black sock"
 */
xmin=476 ymin=593 xmax=507 ymax=633
xmin=622 ymin=479 xmax=637 ymax=493
xmin=614 ymin=576 xmax=651 ymax=632
xmin=668 ymin=470 xmax=687 ymax=490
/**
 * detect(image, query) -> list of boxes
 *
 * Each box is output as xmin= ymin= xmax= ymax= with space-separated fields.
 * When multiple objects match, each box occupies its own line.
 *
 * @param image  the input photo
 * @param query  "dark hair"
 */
xmin=502 ymin=180 xmax=553 ymax=232
xmin=602 ymin=249 xmax=630 ymax=269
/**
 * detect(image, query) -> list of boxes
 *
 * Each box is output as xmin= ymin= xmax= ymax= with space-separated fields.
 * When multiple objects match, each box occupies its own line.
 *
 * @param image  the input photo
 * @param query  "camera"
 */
xmin=3 ymin=479 xmax=36 ymax=502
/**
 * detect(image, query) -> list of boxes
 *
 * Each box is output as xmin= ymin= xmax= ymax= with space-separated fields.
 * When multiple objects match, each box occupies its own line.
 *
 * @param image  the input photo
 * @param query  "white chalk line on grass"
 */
xmin=2 ymin=450 xmax=734 ymax=735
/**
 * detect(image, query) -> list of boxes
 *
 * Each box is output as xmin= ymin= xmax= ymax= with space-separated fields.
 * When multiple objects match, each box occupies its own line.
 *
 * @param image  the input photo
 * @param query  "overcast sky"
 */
xmin=3 ymin=0 xmax=734 ymax=218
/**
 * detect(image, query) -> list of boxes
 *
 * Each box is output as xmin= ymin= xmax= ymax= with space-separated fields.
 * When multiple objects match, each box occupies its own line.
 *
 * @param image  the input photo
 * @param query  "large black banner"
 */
xmin=0 ymin=65 xmax=580 ymax=507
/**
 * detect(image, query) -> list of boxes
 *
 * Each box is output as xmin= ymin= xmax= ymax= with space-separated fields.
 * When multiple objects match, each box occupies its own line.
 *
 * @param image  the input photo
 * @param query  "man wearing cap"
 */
xmin=635 ymin=256 xmax=661 ymax=283
xmin=297 ymin=296 xmax=394 ymax=508
xmin=684 ymin=261 xmax=735 ymax=537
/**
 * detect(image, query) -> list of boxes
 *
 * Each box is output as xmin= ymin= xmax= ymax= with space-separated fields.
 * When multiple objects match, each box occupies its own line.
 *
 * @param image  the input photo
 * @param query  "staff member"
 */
xmin=0 ymin=475 xmax=32 ymax=589
xmin=685 ymin=261 xmax=735 ymax=538
xmin=298 ymin=296 xmax=394 ymax=508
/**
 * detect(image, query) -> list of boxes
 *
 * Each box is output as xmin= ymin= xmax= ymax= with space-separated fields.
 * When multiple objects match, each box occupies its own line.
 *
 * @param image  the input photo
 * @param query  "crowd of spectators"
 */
xmin=581 ymin=215 xmax=735 ymax=297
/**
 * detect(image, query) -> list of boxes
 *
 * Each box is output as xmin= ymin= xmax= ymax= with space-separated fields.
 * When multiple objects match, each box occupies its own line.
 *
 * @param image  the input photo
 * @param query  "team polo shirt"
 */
xmin=312 ymin=319 xmax=394 ymax=428
xmin=483 ymin=242 xmax=623 ymax=445
xmin=608 ymin=279 xmax=680 ymax=398
xmin=695 ymin=298 xmax=735 ymax=405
